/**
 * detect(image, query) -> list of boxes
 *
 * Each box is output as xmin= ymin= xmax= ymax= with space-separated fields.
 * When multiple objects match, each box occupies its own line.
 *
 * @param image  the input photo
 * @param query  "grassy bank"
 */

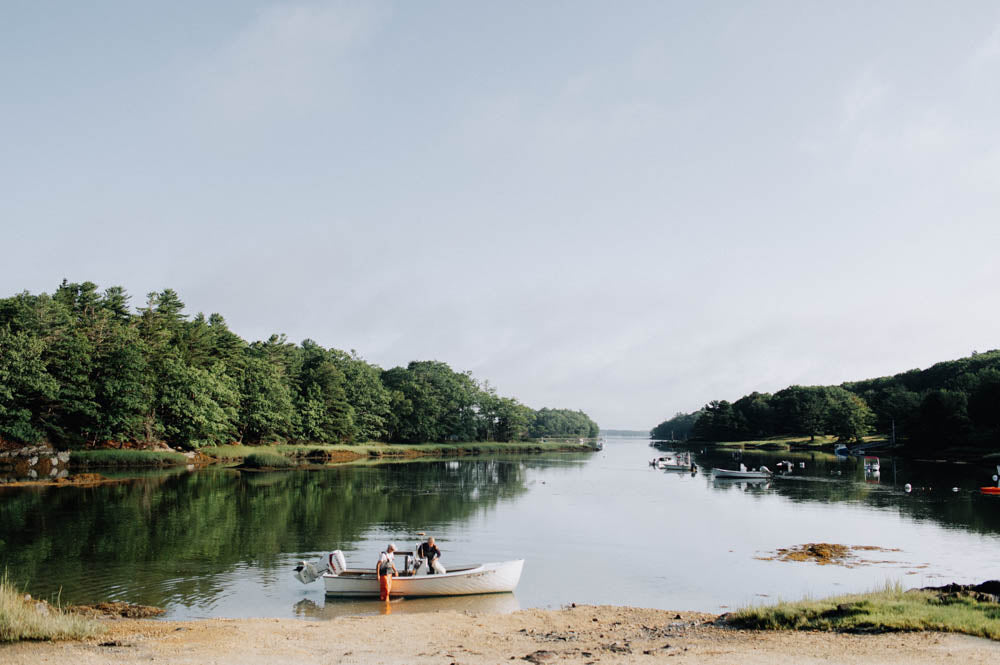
xmin=239 ymin=452 xmax=298 ymax=469
xmin=691 ymin=435 xmax=893 ymax=450
xmin=70 ymin=450 xmax=188 ymax=468
xmin=0 ymin=575 xmax=101 ymax=642
xmin=728 ymin=584 xmax=1000 ymax=640
xmin=202 ymin=440 xmax=594 ymax=464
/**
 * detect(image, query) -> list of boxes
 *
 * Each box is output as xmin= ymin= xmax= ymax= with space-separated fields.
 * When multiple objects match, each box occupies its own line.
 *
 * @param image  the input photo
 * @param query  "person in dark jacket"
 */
xmin=417 ymin=537 xmax=444 ymax=574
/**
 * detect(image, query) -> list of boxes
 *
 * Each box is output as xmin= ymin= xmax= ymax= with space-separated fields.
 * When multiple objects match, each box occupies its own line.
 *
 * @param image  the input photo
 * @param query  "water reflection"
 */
xmin=293 ymin=592 xmax=520 ymax=619
xmin=712 ymin=478 xmax=772 ymax=491
xmin=3 ymin=441 xmax=1000 ymax=618
xmin=0 ymin=459 xmax=531 ymax=610
xmin=676 ymin=444 xmax=1000 ymax=534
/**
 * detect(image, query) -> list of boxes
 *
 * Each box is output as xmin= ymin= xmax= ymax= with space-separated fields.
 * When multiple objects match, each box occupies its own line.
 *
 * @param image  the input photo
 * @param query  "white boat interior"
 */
xmin=295 ymin=548 xmax=523 ymax=598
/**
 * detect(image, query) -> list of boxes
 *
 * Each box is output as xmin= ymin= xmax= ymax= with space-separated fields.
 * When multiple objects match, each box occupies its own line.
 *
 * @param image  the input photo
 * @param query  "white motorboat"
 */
xmin=712 ymin=464 xmax=772 ymax=479
xmin=295 ymin=549 xmax=524 ymax=598
xmin=657 ymin=452 xmax=695 ymax=471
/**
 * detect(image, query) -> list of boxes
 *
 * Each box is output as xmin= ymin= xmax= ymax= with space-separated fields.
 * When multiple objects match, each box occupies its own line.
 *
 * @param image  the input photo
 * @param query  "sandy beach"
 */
xmin=3 ymin=605 xmax=999 ymax=665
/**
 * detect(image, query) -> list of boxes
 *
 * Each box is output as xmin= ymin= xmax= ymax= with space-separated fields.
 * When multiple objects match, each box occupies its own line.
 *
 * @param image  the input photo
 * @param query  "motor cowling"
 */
xmin=328 ymin=550 xmax=347 ymax=575
xmin=294 ymin=561 xmax=322 ymax=585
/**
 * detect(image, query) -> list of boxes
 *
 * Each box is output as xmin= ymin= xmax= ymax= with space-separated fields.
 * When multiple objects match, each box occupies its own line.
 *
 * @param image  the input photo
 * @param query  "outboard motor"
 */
xmin=294 ymin=550 xmax=347 ymax=584
xmin=328 ymin=550 xmax=347 ymax=575
xmin=294 ymin=560 xmax=322 ymax=585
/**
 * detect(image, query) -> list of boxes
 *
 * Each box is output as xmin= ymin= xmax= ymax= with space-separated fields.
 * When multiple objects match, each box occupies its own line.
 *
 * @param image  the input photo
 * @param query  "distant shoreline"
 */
xmin=652 ymin=435 xmax=1000 ymax=464
xmin=0 ymin=439 xmax=598 ymax=487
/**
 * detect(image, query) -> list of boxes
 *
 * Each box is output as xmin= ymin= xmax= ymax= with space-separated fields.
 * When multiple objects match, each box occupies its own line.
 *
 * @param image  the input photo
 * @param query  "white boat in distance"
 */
xmin=295 ymin=549 xmax=524 ymax=598
xmin=656 ymin=452 xmax=695 ymax=471
xmin=712 ymin=464 xmax=772 ymax=479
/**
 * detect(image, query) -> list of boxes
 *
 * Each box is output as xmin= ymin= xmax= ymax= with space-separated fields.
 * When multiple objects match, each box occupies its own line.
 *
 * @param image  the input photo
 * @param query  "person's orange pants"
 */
xmin=379 ymin=574 xmax=392 ymax=601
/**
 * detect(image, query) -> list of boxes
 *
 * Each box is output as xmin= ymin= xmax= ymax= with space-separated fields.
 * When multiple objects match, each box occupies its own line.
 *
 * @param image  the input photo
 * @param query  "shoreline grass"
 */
xmin=201 ymin=440 xmax=594 ymax=463
xmin=239 ymin=452 xmax=298 ymax=469
xmin=0 ymin=574 xmax=102 ymax=643
xmin=687 ymin=434 xmax=895 ymax=450
xmin=70 ymin=449 xmax=188 ymax=468
xmin=727 ymin=583 xmax=1000 ymax=640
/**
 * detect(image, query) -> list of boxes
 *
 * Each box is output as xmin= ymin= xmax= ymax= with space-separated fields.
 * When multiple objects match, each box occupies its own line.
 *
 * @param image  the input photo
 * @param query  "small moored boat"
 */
xmin=712 ymin=464 xmax=772 ymax=480
xmin=658 ymin=452 xmax=695 ymax=472
xmin=295 ymin=549 xmax=524 ymax=598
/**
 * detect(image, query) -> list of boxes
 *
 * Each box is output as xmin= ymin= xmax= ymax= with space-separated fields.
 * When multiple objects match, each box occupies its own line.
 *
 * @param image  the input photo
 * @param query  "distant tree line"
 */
xmin=0 ymin=281 xmax=599 ymax=449
xmin=600 ymin=429 xmax=652 ymax=438
xmin=650 ymin=350 xmax=1000 ymax=451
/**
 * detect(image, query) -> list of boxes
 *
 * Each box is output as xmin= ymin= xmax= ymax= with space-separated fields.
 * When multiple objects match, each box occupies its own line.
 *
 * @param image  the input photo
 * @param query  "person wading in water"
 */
xmin=376 ymin=544 xmax=398 ymax=601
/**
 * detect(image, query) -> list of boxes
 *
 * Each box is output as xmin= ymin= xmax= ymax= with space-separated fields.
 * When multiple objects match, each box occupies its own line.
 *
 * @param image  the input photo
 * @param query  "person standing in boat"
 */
xmin=417 ymin=536 xmax=445 ymax=574
xmin=376 ymin=543 xmax=398 ymax=601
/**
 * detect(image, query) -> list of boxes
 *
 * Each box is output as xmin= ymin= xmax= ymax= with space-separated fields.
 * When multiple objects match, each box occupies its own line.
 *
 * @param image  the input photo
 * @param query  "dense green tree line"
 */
xmin=844 ymin=350 xmax=1000 ymax=451
xmin=651 ymin=350 xmax=1000 ymax=451
xmin=0 ymin=281 xmax=598 ymax=449
xmin=649 ymin=411 xmax=702 ymax=441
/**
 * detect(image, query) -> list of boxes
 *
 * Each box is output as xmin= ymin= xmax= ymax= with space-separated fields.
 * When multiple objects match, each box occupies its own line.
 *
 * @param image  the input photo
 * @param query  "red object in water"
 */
xmin=980 ymin=487 xmax=1000 ymax=495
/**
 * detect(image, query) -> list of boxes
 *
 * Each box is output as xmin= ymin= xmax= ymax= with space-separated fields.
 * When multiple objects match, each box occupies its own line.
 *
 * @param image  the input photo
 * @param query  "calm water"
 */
xmin=2 ymin=437 xmax=999 ymax=619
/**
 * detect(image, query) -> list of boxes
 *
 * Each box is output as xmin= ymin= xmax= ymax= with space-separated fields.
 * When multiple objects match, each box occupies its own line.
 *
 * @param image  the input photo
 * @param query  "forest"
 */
xmin=651 ymin=350 xmax=1000 ymax=453
xmin=0 ymin=281 xmax=599 ymax=450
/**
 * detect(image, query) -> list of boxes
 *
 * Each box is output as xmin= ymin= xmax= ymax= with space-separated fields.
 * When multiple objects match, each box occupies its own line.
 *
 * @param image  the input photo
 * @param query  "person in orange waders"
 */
xmin=376 ymin=543 xmax=398 ymax=601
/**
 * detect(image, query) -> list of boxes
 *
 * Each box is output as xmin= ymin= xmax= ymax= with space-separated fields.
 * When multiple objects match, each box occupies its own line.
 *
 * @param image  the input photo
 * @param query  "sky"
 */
xmin=2 ymin=1 xmax=1000 ymax=430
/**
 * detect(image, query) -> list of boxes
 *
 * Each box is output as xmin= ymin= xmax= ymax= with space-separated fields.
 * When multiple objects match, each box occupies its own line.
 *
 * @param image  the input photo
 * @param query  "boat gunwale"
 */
xmin=321 ymin=560 xmax=523 ymax=582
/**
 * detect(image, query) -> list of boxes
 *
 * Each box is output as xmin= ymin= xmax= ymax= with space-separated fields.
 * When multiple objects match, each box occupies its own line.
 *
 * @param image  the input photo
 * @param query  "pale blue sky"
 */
xmin=3 ymin=2 xmax=1000 ymax=428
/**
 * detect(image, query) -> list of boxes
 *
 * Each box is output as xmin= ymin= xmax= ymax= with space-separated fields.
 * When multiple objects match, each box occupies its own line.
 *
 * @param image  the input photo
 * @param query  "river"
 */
xmin=1 ymin=437 xmax=999 ymax=619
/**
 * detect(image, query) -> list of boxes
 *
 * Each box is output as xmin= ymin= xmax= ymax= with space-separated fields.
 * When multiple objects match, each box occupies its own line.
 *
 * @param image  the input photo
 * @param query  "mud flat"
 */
xmin=3 ymin=605 xmax=999 ymax=665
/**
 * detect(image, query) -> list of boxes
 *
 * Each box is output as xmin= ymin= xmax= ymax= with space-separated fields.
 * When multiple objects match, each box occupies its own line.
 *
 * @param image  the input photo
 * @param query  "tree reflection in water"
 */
xmin=688 ymin=447 xmax=1000 ymax=534
xmin=0 ymin=459 xmax=529 ymax=608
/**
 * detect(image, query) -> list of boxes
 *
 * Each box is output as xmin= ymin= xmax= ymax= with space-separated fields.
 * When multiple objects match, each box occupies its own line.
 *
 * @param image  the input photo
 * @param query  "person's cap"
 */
xmin=387 ymin=543 xmax=396 ymax=551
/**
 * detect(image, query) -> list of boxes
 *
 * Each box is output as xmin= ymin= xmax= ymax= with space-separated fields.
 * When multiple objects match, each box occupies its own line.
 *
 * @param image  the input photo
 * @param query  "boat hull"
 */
xmin=981 ymin=487 xmax=1000 ymax=495
xmin=322 ymin=560 xmax=524 ymax=597
xmin=712 ymin=468 xmax=772 ymax=479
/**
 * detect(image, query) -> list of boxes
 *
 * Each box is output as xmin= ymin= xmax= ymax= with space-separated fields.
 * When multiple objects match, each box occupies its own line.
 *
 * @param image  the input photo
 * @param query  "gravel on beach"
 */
xmin=2 ymin=604 xmax=998 ymax=664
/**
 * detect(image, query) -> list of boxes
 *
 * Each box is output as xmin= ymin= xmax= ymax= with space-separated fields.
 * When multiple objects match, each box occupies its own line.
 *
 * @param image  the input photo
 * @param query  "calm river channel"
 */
xmin=2 ymin=437 xmax=999 ymax=619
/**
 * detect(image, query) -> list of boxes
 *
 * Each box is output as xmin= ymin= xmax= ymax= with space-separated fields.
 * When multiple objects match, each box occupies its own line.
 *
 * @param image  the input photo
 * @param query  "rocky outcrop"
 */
xmin=914 ymin=581 xmax=1000 ymax=604
xmin=0 ymin=444 xmax=71 ymax=483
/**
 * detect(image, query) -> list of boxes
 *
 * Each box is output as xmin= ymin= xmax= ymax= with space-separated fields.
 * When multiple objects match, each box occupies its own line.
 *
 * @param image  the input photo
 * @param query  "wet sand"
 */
xmin=3 ymin=605 xmax=999 ymax=664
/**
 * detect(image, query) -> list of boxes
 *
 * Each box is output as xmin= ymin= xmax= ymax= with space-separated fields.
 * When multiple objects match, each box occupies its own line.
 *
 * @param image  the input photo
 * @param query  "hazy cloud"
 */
xmin=4 ymin=2 xmax=1000 ymax=429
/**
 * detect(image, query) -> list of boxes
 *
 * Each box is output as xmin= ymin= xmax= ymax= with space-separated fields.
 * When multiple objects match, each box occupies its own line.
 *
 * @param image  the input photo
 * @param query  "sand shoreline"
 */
xmin=3 ymin=605 xmax=999 ymax=664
